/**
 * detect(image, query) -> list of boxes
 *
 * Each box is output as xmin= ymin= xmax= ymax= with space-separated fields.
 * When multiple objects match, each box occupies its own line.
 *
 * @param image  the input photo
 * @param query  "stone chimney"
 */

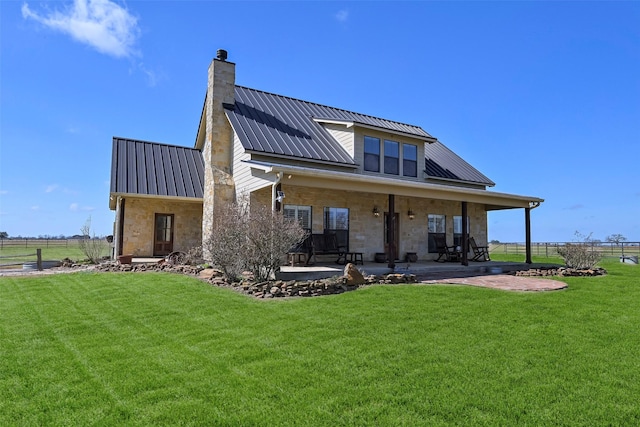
xmin=202 ymin=49 xmax=236 ymax=256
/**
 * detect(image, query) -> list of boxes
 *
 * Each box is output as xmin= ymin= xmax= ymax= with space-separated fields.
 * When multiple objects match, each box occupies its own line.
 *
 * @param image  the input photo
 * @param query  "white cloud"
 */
xmin=31 ymin=206 xmax=40 ymax=211
xmin=22 ymin=0 xmax=140 ymax=58
xmin=69 ymin=203 xmax=95 ymax=212
xmin=45 ymin=184 xmax=59 ymax=193
xmin=335 ymin=9 xmax=349 ymax=23
xmin=137 ymin=62 xmax=166 ymax=87
xmin=0 ymin=190 xmax=8 ymax=195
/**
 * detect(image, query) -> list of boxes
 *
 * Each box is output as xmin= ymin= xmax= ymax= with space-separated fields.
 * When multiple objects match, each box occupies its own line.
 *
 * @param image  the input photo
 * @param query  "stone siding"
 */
xmin=121 ymin=197 xmax=202 ymax=256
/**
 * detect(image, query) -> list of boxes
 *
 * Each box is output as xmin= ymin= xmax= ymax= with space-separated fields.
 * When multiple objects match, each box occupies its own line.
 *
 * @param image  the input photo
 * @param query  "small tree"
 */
xmin=203 ymin=201 xmax=249 ymax=281
xmin=203 ymin=199 xmax=306 ymax=282
xmin=245 ymin=203 xmax=306 ymax=282
xmin=557 ymin=231 xmax=602 ymax=269
xmin=78 ymin=217 xmax=109 ymax=264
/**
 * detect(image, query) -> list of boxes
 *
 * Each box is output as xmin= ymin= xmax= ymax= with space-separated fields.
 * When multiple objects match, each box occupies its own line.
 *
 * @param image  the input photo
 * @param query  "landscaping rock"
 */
xmin=344 ymin=263 xmax=365 ymax=286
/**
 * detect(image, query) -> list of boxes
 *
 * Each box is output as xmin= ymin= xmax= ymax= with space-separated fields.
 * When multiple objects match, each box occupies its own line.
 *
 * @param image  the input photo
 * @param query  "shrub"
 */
xmin=245 ymin=203 xmax=307 ymax=282
xmin=557 ymin=241 xmax=602 ymax=270
xmin=202 ymin=199 xmax=306 ymax=282
xmin=203 ymin=201 xmax=249 ymax=281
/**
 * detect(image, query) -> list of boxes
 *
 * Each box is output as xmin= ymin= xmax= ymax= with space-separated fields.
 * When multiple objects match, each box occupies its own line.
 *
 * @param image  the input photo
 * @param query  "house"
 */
xmin=109 ymin=50 xmax=543 ymax=266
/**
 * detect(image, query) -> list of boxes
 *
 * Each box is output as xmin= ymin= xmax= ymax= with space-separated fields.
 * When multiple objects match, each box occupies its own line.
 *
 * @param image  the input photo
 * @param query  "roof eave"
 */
xmin=250 ymin=161 xmax=543 ymax=210
xmin=424 ymin=173 xmax=495 ymax=188
xmin=246 ymin=150 xmax=358 ymax=169
xmin=109 ymin=192 xmax=203 ymax=211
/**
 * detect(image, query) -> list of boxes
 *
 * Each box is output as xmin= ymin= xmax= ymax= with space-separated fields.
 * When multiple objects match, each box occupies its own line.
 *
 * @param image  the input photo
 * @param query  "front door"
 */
xmin=154 ymin=213 xmax=174 ymax=256
xmin=384 ymin=212 xmax=400 ymax=260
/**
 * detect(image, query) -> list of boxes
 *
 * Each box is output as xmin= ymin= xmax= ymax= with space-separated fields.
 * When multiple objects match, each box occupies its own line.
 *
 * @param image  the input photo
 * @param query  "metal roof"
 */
xmin=225 ymin=86 xmax=492 ymax=186
xmin=110 ymin=137 xmax=204 ymax=199
xmin=424 ymin=141 xmax=495 ymax=186
xmin=225 ymin=86 xmax=433 ymax=167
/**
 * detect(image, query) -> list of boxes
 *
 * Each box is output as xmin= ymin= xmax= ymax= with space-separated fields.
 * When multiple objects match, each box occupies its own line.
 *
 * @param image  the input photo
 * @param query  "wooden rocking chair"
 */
xmin=434 ymin=235 xmax=460 ymax=262
xmin=469 ymin=237 xmax=490 ymax=261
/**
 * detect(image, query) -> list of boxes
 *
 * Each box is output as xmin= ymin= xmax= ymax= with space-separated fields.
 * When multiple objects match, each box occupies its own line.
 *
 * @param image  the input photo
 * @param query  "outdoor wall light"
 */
xmin=372 ymin=206 xmax=380 ymax=217
xmin=408 ymin=210 xmax=415 ymax=220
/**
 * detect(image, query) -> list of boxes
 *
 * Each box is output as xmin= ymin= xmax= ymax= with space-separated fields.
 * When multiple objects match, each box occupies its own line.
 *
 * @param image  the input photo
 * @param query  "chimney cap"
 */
xmin=216 ymin=49 xmax=228 ymax=61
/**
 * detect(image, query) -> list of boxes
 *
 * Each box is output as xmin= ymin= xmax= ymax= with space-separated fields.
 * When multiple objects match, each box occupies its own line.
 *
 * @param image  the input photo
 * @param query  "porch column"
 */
xmin=461 ymin=202 xmax=468 ymax=266
xmin=525 ymin=207 xmax=532 ymax=264
xmin=387 ymin=194 xmax=396 ymax=269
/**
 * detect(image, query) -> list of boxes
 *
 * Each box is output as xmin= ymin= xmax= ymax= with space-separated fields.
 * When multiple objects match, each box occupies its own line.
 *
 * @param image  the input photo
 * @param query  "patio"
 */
xmin=276 ymin=258 xmax=555 ymax=281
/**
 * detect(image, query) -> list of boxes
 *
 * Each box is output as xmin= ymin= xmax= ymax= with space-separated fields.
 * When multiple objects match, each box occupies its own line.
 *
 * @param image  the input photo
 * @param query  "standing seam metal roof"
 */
xmin=225 ymin=86 xmax=493 ymax=185
xmin=110 ymin=137 xmax=204 ymax=198
xmin=424 ymin=141 xmax=494 ymax=186
xmin=226 ymin=86 xmax=434 ymax=166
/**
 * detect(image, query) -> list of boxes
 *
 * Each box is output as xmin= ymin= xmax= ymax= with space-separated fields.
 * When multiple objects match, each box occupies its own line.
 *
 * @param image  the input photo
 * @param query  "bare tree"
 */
xmin=203 ymin=201 xmax=249 ymax=282
xmin=202 ymin=199 xmax=306 ymax=282
xmin=78 ymin=217 xmax=109 ymax=264
xmin=245 ymin=203 xmax=306 ymax=282
xmin=606 ymin=234 xmax=627 ymax=245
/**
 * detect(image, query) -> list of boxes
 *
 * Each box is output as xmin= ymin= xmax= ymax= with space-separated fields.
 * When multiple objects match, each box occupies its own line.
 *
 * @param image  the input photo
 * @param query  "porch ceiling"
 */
xmin=246 ymin=160 xmax=543 ymax=211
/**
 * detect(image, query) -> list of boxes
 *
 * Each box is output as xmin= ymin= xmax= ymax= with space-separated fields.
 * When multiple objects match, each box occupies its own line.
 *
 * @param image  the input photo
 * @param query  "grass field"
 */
xmin=1 ymin=258 xmax=639 ymax=425
xmin=0 ymin=242 xmax=103 ymax=266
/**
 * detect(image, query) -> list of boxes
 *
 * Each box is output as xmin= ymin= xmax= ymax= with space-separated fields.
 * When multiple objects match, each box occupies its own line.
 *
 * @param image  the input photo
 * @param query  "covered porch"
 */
xmin=248 ymin=161 xmax=544 ymax=268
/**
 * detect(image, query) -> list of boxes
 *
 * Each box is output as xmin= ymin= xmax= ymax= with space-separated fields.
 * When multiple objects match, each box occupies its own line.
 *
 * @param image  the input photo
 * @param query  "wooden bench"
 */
xmin=310 ymin=233 xmax=347 ymax=265
xmin=344 ymin=252 xmax=363 ymax=265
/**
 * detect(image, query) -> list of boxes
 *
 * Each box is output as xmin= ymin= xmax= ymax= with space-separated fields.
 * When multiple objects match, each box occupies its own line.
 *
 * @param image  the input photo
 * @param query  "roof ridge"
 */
xmin=234 ymin=85 xmax=426 ymax=131
xmin=113 ymin=136 xmax=200 ymax=151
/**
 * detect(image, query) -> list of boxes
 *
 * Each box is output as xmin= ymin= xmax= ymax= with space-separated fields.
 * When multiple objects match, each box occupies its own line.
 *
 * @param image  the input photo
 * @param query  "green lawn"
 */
xmin=0 ymin=243 xmax=94 ymax=266
xmin=1 ymin=259 xmax=639 ymax=426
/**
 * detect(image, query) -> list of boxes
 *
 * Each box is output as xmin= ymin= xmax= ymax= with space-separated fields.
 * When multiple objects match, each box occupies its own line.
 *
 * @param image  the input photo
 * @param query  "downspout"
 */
xmin=271 ymin=172 xmax=284 ymax=212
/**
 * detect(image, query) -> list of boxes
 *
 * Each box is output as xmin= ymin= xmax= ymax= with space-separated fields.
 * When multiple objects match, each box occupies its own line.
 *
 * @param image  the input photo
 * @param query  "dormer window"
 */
xmin=403 ymin=144 xmax=417 ymax=177
xmin=364 ymin=136 xmax=380 ymax=172
xmin=364 ymin=135 xmax=418 ymax=178
xmin=384 ymin=140 xmax=399 ymax=175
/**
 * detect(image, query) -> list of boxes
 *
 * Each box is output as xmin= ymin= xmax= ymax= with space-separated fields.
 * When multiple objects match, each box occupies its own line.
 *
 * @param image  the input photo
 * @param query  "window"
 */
xmin=364 ymin=136 xmax=380 ymax=172
xmin=453 ymin=216 xmax=470 ymax=247
xmin=384 ymin=140 xmax=399 ymax=175
xmin=364 ymin=135 xmax=419 ymax=177
xmin=403 ymin=144 xmax=417 ymax=177
xmin=284 ymin=205 xmax=311 ymax=231
xmin=324 ymin=207 xmax=349 ymax=249
xmin=427 ymin=214 xmax=446 ymax=253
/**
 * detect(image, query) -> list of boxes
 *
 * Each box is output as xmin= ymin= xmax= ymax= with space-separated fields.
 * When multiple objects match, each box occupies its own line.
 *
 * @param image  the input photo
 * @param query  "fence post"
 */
xmin=36 ymin=248 xmax=42 ymax=271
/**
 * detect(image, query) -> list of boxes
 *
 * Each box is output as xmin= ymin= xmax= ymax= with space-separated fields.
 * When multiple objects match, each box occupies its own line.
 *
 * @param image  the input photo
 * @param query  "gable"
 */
xmin=110 ymin=137 xmax=204 ymax=208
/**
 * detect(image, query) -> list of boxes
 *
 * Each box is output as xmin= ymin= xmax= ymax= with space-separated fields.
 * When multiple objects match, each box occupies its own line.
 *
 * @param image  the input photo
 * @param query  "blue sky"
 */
xmin=1 ymin=1 xmax=639 ymax=242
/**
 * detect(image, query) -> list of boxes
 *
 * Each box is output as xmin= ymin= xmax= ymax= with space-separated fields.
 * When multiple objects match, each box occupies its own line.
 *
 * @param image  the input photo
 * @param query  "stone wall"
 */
xmin=251 ymin=185 xmax=487 ymax=262
xmin=121 ymin=197 xmax=203 ymax=256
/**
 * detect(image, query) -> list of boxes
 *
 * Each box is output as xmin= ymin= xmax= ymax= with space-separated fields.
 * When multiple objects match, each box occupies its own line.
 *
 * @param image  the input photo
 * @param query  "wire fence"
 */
xmin=0 ymin=248 xmax=43 ymax=270
xmin=0 ymin=238 xmax=84 ymax=249
xmin=490 ymin=242 xmax=640 ymax=258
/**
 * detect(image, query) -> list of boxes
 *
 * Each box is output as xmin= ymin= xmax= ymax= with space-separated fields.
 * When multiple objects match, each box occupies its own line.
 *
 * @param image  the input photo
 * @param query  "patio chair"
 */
xmin=434 ymin=235 xmax=460 ymax=262
xmin=469 ymin=237 xmax=491 ymax=261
